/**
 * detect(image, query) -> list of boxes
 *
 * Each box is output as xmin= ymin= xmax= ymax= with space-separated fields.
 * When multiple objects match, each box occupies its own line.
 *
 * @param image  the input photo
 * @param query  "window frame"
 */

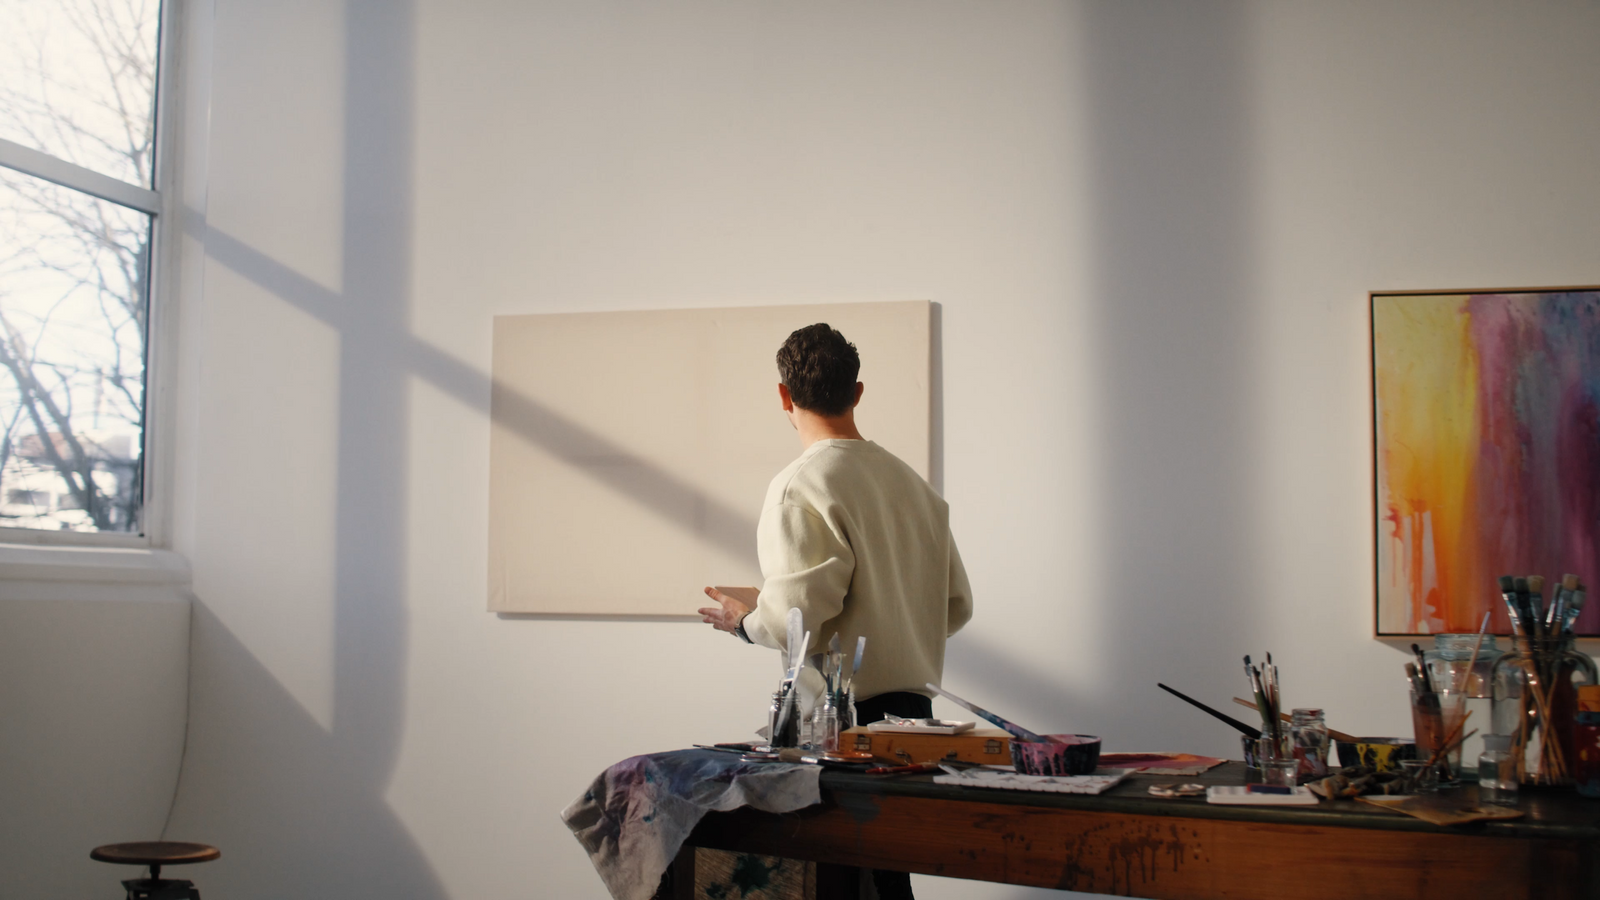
xmin=0 ymin=0 xmax=179 ymax=549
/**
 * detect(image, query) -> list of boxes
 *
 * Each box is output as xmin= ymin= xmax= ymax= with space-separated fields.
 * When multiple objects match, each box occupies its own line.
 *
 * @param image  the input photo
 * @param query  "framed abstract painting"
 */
xmin=1372 ymin=286 xmax=1600 ymax=636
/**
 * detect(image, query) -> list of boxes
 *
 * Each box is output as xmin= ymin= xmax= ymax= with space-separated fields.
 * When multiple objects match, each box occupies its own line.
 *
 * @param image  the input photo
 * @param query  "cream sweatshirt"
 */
xmin=743 ymin=439 xmax=972 ymax=700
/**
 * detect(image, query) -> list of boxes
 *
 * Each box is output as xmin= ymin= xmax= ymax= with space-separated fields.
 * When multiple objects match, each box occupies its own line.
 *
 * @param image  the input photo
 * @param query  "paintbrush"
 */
xmin=1404 ymin=662 xmax=1435 ymax=701
xmin=1265 ymin=653 xmax=1282 ymax=742
xmin=784 ymin=608 xmax=806 ymax=681
xmin=1438 ymin=728 xmax=1478 ymax=766
xmin=1425 ymin=709 xmax=1476 ymax=770
xmin=1454 ymin=611 xmax=1492 ymax=695
xmin=1529 ymin=575 xmax=1549 ymax=637
xmin=1566 ymin=583 xmax=1587 ymax=634
xmin=1549 ymin=574 xmax=1578 ymax=633
xmin=1245 ymin=657 xmax=1273 ymax=740
xmin=773 ymin=630 xmax=810 ymax=746
xmin=1528 ymin=576 xmax=1547 ymax=635
xmin=1231 ymin=697 xmax=1359 ymax=744
xmin=1410 ymin=643 xmax=1434 ymax=692
xmin=1424 ymin=727 xmax=1479 ymax=781
xmin=1500 ymin=575 xmax=1526 ymax=636
xmin=827 ymin=632 xmax=841 ymax=693
xmin=1515 ymin=577 xmax=1534 ymax=636
xmin=925 ymin=683 xmax=1056 ymax=743
xmin=1160 ymin=683 xmax=1261 ymax=739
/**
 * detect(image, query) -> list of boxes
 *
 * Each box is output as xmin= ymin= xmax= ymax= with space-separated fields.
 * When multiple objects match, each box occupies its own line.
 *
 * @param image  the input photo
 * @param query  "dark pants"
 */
xmin=852 ymin=691 xmax=933 ymax=900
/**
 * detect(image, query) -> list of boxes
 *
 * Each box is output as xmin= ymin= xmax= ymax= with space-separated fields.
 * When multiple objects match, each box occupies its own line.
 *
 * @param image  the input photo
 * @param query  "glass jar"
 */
xmin=1490 ymin=635 xmax=1597 ymax=786
xmin=813 ymin=690 xmax=843 ymax=753
xmin=1290 ymin=708 xmax=1329 ymax=780
xmin=1425 ymin=634 xmax=1502 ymax=766
xmin=1411 ymin=688 xmax=1467 ymax=781
xmin=1477 ymin=734 xmax=1517 ymax=806
xmin=1256 ymin=730 xmax=1290 ymax=762
xmin=768 ymin=688 xmax=800 ymax=749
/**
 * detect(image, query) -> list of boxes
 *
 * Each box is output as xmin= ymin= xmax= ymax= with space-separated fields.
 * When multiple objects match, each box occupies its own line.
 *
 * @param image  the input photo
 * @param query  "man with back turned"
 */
xmin=699 ymin=322 xmax=972 ymax=900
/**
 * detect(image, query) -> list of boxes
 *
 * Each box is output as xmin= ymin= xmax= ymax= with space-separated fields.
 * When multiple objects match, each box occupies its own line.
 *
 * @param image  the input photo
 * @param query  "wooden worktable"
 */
xmin=669 ymin=762 xmax=1600 ymax=899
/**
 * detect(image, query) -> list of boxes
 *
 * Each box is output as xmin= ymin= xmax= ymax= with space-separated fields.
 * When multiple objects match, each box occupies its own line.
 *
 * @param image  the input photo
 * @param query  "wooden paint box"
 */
xmin=844 ymin=726 xmax=1012 ymax=765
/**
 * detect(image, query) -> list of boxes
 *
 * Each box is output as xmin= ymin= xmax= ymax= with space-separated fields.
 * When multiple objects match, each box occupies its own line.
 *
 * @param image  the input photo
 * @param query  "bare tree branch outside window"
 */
xmin=0 ymin=0 xmax=159 ymax=533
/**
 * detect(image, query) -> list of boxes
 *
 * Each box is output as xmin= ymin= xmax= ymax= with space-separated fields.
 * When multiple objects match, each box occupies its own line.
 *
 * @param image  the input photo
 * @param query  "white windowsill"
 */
xmin=0 ymin=542 xmax=190 ymax=585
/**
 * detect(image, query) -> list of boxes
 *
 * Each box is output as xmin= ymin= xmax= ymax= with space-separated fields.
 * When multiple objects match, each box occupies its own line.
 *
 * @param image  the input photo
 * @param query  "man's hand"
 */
xmin=699 ymin=586 xmax=757 ymax=633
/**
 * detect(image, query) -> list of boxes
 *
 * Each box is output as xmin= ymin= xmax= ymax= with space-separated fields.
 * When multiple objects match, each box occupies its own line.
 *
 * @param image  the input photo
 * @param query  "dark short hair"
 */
xmin=777 ymin=324 xmax=860 ymax=416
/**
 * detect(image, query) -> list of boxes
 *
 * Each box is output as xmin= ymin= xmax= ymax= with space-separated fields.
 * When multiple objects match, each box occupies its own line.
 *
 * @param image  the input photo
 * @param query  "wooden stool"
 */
xmin=91 ymin=842 xmax=220 ymax=900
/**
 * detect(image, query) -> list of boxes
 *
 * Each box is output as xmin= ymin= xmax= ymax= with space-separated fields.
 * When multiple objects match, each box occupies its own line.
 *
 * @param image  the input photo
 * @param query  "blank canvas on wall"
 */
xmin=489 ymin=301 xmax=931 ymax=615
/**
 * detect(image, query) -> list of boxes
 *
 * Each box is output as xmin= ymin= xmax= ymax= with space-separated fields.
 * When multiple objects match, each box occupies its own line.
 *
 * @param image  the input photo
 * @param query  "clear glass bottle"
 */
xmin=1477 ymin=734 xmax=1518 ymax=806
xmin=814 ymin=691 xmax=841 ymax=753
xmin=1490 ymin=635 xmax=1598 ymax=785
xmin=1290 ymin=708 xmax=1329 ymax=780
xmin=1425 ymin=634 xmax=1502 ymax=766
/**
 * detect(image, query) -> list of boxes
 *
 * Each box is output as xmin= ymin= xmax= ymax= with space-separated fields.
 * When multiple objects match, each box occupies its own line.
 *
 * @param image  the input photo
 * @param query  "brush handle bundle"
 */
xmin=1498 ymin=634 xmax=1590 ymax=786
xmin=1244 ymin=654 xmax=1284 ymax=753
xmin=1500 ymin=573 xmax=1586 ymax=639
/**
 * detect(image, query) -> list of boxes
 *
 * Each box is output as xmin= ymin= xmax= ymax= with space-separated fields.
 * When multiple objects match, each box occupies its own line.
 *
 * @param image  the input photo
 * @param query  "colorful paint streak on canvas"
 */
xmin=1374 ymin=290 xmax=1600 ymax=635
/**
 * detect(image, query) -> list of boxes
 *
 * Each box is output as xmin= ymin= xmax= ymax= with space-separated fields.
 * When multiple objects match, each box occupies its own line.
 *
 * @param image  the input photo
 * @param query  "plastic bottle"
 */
xmin=1477 ymin=734 xmax=1518 ymax=806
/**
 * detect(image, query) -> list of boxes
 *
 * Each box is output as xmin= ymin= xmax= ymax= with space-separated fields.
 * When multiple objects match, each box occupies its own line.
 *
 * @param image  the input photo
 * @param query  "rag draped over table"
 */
xmin=562 ymin=749 xmax=822 ymax=900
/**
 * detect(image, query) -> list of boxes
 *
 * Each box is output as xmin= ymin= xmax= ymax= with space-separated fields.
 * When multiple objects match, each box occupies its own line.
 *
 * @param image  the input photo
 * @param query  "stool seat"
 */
xmin=92 ymin=842 xmax=219 ymax=900
xmin=91 ymin=842 xmax=220 ymax=867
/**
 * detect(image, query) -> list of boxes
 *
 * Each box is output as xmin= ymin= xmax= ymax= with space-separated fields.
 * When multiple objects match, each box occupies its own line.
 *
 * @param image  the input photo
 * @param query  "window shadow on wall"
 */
xmin=943 ymin=1 xmax=1264 ymax=795
xmin=170 ymin=3 xmax=451 ymax=896
xmin=195 ymin=224 xmax=761 ymax=561
xmin=171 ymin=0 xmax=781 ymax=892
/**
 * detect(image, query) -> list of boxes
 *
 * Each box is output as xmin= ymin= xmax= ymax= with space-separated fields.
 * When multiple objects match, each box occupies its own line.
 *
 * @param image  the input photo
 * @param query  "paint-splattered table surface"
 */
xmin=813 ymin=761 xmax=1600 ymax=839
xmin=681 ymin=758 xmax=1600 ymax=898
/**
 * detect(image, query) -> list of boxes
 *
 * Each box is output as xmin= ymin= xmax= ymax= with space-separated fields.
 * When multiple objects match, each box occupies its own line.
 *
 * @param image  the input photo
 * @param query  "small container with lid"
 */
xmin=1477 ymin=734 xmax=1518 ymax=806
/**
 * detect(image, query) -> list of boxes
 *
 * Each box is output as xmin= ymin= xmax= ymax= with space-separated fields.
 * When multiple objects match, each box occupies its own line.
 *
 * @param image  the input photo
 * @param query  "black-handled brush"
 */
xmin=1158 ymin=682 xmax=1262 ymax=739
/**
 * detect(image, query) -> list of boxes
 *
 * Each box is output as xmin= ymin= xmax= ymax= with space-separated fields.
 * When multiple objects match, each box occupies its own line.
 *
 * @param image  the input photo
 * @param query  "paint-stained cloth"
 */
xmin=561 ymin=749 xmax=822 ymax=900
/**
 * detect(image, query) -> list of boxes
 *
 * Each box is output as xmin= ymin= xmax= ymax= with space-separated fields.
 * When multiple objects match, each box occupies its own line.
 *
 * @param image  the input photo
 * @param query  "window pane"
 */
xmin=0 ymin=0 xmax=162 ymax=189
xmin=0 ymin=168 xmax=148 ymax=533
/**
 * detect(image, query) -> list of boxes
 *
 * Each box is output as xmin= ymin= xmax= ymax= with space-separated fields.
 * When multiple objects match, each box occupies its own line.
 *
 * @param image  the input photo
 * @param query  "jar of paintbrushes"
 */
xmin=768 ymin=688 xmax=800 ymax=749
xmin=1409 ymin=685 xmax=1467 ymax=783
xmin=1491 ymin=636 xmax=1596 ymax=786
xmin=1243 ymin=654 xmax=1294 ymax=785
xmin=1406 ymin=638 xmax=1473 ymax=783
xmin=812 ymin=689 xmax=844 ymax=753
xmin=1489 ymin=574 xmax=1598 ymax=787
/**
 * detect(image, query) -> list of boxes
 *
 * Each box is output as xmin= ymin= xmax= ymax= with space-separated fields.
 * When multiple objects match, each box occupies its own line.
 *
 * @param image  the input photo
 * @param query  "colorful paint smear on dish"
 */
xmin=1374 ymin=290 xmax=1600 ymax=635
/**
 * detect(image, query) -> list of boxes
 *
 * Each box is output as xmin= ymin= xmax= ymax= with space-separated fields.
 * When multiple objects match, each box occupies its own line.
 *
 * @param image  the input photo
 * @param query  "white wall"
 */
xmin=0 ymin=548 xmax=191 ymax=898
xmin=143 ymin=1 xmax=1600 ymax=898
